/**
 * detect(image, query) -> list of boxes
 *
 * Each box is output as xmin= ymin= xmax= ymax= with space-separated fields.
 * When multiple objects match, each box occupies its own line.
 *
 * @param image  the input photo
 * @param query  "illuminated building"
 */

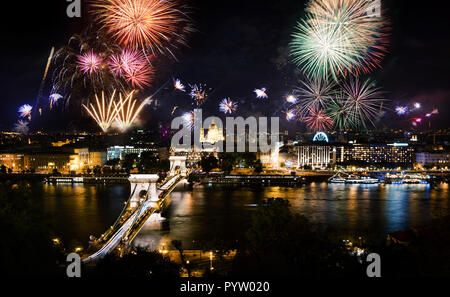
xmin=297 ymin=145 xmax=340 ymax=169
xmin=51 ymin=139 xmax=73 ymax=147
xmin=0 ymin=154 xmax=24 ymax=171
xmin=24 ymin=153 xmax=72 ymax=173
xmin=107 ymin=146 xmax=156 ymax=160
xmin=416 ymin=152 xmax=450 ymax=167
xmin=170 ymin=121 xmax=225 ymax=165
xmin=200 ymin=121 xmax=225 ymax=144
xmin=343 ymin=143 xmax=415 ymax=164
xmin=70 ymin=149 xmax=107 ymax=172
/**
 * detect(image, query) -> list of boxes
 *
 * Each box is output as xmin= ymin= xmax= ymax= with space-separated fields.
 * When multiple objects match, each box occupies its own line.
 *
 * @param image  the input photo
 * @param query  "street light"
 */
xmin=209 ymin=251 xmax=214 ymax=271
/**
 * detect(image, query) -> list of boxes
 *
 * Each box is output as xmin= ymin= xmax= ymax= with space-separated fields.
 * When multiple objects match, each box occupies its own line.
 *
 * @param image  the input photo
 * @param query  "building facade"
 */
xmin=107 ymin=146 xmax=156 ymax=160
xmin=416 ymin=152 xmax=450 ymax=167
xmin=343 ymin=143 xmax=415 ymax=164
xmin=24 ymin=153 xmax=72 ymax=173
xmin=0 ymin=153 xmax=24 ymax=171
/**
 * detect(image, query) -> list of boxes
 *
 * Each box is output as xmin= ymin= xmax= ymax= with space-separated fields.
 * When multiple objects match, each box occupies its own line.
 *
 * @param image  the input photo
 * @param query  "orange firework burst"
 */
xmin=91 ymin=0 xmax=191 ymax=57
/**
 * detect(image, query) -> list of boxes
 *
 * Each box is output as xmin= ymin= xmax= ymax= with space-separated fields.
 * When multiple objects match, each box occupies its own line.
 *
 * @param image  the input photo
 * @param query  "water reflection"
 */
xmin=40 ymin=182 xmax=450 ymax=249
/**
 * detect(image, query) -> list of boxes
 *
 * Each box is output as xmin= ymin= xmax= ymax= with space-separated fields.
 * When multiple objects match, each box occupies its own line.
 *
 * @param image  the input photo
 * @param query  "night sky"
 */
xmin=1 ymin=0 xmax=449 ymax=131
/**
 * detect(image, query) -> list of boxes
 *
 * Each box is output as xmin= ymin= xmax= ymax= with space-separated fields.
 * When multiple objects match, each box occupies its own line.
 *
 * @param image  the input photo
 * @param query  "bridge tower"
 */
xmin=129 ymin=174 xmax=160 ymax=208
xmin=169 ymin=156 xmax=187 ymax=176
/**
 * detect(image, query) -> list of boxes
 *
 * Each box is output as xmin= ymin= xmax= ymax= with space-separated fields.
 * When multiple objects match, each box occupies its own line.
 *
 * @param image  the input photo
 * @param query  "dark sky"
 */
xmin=0 ymin=0 xmax=449 ymax=131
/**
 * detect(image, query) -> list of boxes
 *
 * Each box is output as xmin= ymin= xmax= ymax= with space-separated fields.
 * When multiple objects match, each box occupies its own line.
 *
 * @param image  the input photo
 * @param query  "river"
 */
xmin=40 ymin=182 xmax=450 ymax=249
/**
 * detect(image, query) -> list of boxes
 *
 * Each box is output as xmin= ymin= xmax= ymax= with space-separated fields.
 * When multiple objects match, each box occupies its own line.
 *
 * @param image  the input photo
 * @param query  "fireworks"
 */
xmin=49 ymin=93 xmax=63 ymax=110
xmin=52 ymin=32 xmax=127 ymax=109
xmin=285 ymin=109 xmax=296 ymax=121
xmin=14 ymin=120 xmax=29 ymax=134
xmin=91 ymin=0 xmax=192 ymax=57
xmin=395 ymin=106 xmax=408 ymax=115
xmin=254 ymin=88 xmax=268 ymax=99
xmin=339 ymin=78 xmax=385 ymax=129
xmin=18 ymin=104 xmax=33 ymax=121
xmin=114 ymin=91 xmax=149 ymax=131
xmin=82 ymin=91 xmax=119 ymax=132
xmin=109 ymin=48 xmax=154 ymax=89
xmin=303 ymin=106 xmax=333 ymax=131
xmin=285 ymin=95 xmax=298 ymax=104
xmin=173 ymin=78 xmax=185 ymax=92
xmin=124 ymin=63 xmax=154 ymax=89
xmin=219 ymin=98 xmax=238 ymax=114
xmin=77 ymin=50 xmax=103 ymax=75
xmin=182 ymin=111 xmax=195 ymax=130
xmin=290 ymin=0 xmax=388 ymax=79
xmin=109 ymin=48 xmax=147 ymax=76
xmin=294 ymin=78 xmax=335 ymax=116
xmin=83 ymin=90 xmax=149 ymax=132
xmin=326 ymin=97 xmax=353 ymax=130
xmin=425 ymin=109 xmax=438 ymax=118
xmin=171 ymin=106 xmax=179 ymax=115
xmin=189 ymin=84 xmax=208 ymax=106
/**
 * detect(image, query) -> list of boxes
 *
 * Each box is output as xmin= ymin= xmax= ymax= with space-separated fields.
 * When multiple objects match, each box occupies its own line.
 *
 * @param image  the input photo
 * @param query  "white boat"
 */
xmin=329 ymin=172 xmax=379 ymax=184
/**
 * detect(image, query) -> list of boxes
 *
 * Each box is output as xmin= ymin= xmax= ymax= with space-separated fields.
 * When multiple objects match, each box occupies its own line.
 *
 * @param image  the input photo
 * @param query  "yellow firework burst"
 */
xmin=82 ymin=91 xmax=119 ymax=132
xmin=113 ymin=91 xmax=149 ymax=131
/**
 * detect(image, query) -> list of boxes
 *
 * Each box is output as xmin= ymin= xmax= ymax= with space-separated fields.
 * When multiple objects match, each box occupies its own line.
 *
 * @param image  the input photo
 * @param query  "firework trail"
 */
xmin=254 ymin=88 xmax=268 ymax=99
xmin=114 ymin=91 xmax=149 ymax=131
xmin=90 ymin=0 xmax=193 ymax=58
xmin=14 ymin=120 xmax=29 ymax=134
xmin=18 ymin=104 xmax=33 ymax=121
xmin=82 ymin=91 xmax=119 ymax=132
xmin=34 ymin=47 xmax=55 ymax=115
xmin=219 ymin=98 xmax=238 ymax=114
xmin=171 ymin=106 xmax=179 ymax=115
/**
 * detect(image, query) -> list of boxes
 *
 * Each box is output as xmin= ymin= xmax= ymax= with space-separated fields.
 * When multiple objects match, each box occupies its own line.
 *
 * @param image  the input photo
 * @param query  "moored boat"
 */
xmin=329 ymin=172 xmax=379 ymax=184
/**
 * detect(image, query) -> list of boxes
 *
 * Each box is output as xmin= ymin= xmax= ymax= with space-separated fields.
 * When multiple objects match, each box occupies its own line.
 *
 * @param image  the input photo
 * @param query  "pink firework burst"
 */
xmin=303 ymin=107 xmax=332 ymax=131
xmin=77 ymin=50 xmax=103 ymax=75
xmin=109 ymin=48 xmax=154 ymax=89
xmin=124 ymin=65 xmax=154 ymax=89
xmin=108 ymin=53 xmax=127 ymax=77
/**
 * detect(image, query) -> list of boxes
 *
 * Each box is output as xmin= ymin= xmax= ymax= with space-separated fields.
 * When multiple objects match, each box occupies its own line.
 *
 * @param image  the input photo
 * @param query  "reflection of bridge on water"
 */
xmin=83 ymin=156 xmax=187 ymax=262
